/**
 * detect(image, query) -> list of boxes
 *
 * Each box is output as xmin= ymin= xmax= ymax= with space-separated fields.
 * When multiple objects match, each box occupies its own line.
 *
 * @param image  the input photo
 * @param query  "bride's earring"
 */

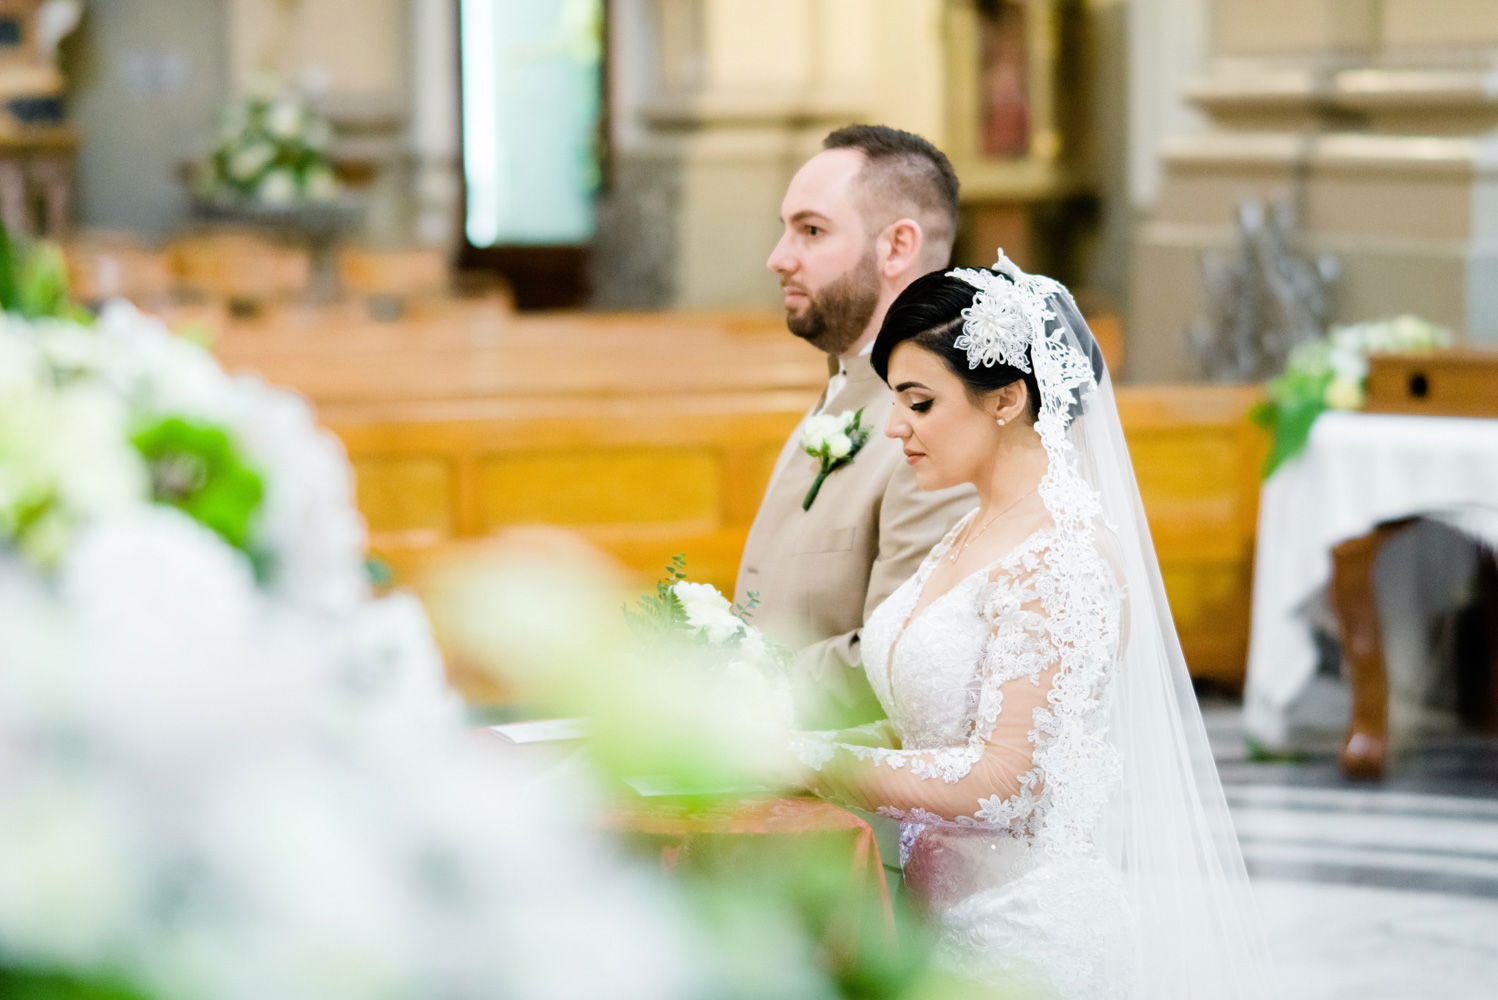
xmin=995 ymin=417 xmax=1007 ymax=427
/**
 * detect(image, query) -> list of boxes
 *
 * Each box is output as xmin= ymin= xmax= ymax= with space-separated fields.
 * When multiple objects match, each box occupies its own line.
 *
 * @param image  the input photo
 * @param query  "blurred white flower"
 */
xmin=95 ymin=301 xmax=237 ymax=420
xmin=231 ymin=142 xmax=274 ymax=183
xmin=1327 ymin=343 xmax=1368 ymax=381
xmin=304 ymin=165 xmax=338 ymax=201
xmin=0 ymin=376 xmax=149 ymax=564
xmin=0 ymin=779 xmax=142 ymax=969
xmin=257 ymin=168 xmax=298 ymax=205
xmin=230 ymin=377 xmax=369 ymax=612
xmin=826 ymin=432 xmax=852 ymax=459
xmin=266 ymin=98 xmax=305 ymax=140
xmin=63 ymin=506 xmax=256 ymax=635
xmin=1325 ymin=374 xmax=1366 ymax=411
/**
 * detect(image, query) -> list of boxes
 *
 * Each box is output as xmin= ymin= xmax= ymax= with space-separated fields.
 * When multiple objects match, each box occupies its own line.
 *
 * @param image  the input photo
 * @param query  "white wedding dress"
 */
xmin=798 ymin=510 xmax=1135 ymax=998
xmin=797 ymin=253 xmax=1270 ymax=998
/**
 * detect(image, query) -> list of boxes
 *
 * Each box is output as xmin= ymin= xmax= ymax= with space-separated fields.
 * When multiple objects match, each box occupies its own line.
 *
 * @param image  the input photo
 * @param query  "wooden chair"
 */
xmin=62 ymin=230 xmax=175 ymax=310
xmin=166 ymin=231 xmax=311 ymax=317
xmin=337 ymin=245 xmax=452 ymax=321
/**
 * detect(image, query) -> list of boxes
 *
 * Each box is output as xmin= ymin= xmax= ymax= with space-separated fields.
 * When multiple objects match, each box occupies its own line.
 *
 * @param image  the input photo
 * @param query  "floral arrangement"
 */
xmin=625 ymin=554 xmax=769 ymax=656
xmin=195 ymin=84 xmax=339 ymax=207
xmin=0 ymin=234 xmax=710 ymax=1000
xmin=620 ymin=554 xmax=795 ymax=766
xmin=800 ymin=407 xmax=871 ymax=510
xmin=0 ymin=232 xmax=988 ymax=1000
xmin=1251 ymin=315 xmax=1452 ymax=477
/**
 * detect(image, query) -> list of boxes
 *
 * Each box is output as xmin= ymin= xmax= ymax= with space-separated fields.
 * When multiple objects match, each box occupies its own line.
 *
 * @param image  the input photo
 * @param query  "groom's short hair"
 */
xmin=822 ymin=124 xmax=960 ymax=270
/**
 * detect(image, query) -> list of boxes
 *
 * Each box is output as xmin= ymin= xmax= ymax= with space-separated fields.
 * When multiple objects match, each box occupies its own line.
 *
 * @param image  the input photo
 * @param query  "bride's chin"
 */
xmin=914 ymin=466 xmax=956 ymax=492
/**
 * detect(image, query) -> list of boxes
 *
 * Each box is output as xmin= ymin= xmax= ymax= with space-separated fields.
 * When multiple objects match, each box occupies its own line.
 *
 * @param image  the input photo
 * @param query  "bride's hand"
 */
xmin=825 ymin=718 xmax=899 ymax=749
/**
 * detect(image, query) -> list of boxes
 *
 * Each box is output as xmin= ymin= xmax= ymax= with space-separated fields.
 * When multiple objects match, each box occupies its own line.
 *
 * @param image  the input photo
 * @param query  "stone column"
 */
xmin=593 ymin=0 xmax=946 ymax=309
xmin=1131 ymin=0 xmax=1498 ymax=382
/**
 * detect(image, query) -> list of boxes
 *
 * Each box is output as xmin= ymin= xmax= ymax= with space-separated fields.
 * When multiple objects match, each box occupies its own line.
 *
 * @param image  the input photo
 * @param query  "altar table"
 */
xmin=1244 ymin=412 xmax=1498 ymax=772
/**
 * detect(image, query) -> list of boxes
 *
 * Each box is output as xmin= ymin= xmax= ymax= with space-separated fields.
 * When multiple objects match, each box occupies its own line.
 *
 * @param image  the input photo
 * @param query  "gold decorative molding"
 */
xmin=943 ymin=0 xmax=1086 ymax=201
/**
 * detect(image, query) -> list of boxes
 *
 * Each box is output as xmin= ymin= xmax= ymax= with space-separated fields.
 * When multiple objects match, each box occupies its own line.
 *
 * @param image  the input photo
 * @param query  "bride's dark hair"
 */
xmin=872 ymin=267 xmax=1105 ymax=423
xmin=871 ymin=268 xmax=1042 ymax=420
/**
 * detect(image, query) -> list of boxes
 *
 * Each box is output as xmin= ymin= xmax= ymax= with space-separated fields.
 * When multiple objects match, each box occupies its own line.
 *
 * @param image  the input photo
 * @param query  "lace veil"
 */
xmin=953 ymin=252 xmax=1273 ymax=996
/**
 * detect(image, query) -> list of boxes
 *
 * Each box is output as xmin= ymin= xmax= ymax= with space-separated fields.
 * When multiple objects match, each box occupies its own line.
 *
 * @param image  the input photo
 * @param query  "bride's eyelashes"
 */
xmin=909 ymin=399 xmax=933 ymax=413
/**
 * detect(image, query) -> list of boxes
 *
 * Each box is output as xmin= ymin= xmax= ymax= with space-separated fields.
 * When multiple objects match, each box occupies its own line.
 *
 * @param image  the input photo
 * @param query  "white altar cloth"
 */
xmin=1244 ymin=412 xmax=1498 ymax=749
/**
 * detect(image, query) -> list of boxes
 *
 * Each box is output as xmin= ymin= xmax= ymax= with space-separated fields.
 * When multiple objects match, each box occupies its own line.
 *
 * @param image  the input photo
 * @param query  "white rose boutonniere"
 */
xmin=800 ymin=407 xmax=871 ymax=511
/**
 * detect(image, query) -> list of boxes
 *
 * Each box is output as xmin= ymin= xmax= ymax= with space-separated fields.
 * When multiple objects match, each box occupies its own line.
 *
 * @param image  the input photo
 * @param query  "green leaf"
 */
xmin=0 ymin=224 xmax=90 ymax=321
xmin=131 ymin=417 xmax=266 ymax=554
xmin=0 ymin=223 xmax=19 ymax=311
xmin=0 ymin=967 xmax=155 ymax=1000
xmin=1254 ymin=369 xmax=1332 ymax=479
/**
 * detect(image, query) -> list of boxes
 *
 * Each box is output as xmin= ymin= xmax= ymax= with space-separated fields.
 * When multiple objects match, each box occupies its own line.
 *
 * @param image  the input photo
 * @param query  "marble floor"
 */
xmin=1208 ymin=698 xmax=1498 ymax=1000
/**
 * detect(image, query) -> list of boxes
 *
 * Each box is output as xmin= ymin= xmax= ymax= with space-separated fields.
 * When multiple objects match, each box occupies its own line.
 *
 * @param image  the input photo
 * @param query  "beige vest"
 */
xmin=736 ymin=353 xmax=976 ymax=724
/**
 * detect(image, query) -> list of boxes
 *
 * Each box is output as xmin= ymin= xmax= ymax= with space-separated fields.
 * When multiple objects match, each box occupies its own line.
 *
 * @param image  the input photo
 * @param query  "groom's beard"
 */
xmin=785 ymin=250 xmax=881 ymax=356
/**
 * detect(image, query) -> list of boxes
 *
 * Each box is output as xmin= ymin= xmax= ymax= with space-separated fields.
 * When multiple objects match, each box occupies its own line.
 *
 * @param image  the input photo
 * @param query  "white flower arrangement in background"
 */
xmin=799 ymin=407 xmax=871 ymax=510
xmin=1253 ymin=314 xmax=1452 ymax=477
xmin=196 ymin=83 xmax=340 ymax=207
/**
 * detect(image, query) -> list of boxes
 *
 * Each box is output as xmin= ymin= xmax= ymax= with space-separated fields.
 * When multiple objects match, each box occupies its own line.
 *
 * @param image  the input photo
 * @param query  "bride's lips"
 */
xmin=904 ymin=450 xmax=925 ymax=465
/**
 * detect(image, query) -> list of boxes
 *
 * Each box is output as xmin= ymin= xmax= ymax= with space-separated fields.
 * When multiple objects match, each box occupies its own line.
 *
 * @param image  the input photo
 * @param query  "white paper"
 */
xmin=486 ymin=718 xmax=586 ymax=744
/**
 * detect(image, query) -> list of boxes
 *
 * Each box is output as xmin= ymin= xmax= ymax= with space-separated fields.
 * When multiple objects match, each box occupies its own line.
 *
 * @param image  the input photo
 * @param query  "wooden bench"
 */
xmin=206 ymin=307 xmax=1263 ymax=693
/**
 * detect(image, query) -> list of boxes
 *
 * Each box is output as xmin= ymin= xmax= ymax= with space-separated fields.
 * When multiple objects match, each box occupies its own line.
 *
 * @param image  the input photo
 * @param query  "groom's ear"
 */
xmin=877 ymin=218 xmax=923 ymax=278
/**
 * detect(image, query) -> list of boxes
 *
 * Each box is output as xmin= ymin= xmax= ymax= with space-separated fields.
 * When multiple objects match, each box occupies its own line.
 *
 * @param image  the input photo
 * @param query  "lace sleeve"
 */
xmin=794 ymin=540 xmax=1121 ymax=833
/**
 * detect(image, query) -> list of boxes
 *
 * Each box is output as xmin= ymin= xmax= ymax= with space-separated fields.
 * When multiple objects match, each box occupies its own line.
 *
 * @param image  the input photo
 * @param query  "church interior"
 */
xmin=2 ymin=1 xmax=1496 ymax=998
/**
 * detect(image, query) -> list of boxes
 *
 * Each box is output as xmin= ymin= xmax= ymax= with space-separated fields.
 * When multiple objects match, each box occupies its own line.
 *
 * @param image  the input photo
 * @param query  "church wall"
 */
xmin=594 ymin=0 xmax=952 ymax=311
xmin=1131 ymin=0 xmax=1498 ymax=383
xmin=226 ymin=0 xmax=408 ymax=95
xmin=63 ymin=0 xmax=231 ymax=237
xmin=60 ymin=1 xmax=1148 ymax=316
xmin=64 ymin=0 xmax=412 ymax=238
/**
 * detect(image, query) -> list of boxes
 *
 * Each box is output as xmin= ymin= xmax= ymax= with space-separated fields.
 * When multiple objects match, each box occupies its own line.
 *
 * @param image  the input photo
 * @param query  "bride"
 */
xmin=793 ymin=254 xmax=1270 ymax=998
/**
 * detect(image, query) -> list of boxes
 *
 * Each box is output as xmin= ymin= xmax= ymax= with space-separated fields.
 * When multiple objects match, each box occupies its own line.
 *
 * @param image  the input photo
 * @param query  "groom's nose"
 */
xmin=766 ymin=233 xmax=795 ymax=276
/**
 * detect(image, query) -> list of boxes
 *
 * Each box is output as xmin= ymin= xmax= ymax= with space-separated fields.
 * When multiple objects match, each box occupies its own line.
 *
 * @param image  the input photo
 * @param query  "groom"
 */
xmin=736 ymin=125 xmax=975 ymax=728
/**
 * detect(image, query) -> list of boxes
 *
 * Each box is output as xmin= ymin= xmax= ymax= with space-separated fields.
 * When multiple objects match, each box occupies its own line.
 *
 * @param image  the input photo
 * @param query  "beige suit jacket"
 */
xmin=735 ymin=353 xmax=977 ymax=726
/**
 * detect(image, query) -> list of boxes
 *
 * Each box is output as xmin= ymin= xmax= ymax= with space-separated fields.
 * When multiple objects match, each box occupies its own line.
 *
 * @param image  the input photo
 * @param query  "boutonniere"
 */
xmin=799 ymin=407 xmax=871 ymax=511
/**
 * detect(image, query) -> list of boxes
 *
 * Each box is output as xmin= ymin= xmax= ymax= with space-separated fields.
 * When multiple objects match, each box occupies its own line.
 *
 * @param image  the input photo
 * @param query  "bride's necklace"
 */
xmin=946 ymin=486 xmax=1038 ymax=563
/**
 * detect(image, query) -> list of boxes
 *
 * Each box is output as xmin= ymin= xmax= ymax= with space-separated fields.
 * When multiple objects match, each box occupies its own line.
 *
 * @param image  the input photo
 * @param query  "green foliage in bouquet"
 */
xmin=0 ymin=226 xmax=92 ymax=323
xmin=0 ymin=968 xmax=154 ymax=1000
xmin=1250 ymin=315 xmax=1451 ymax=479
xmin=131 ymin=417 xmax=266 ymax=556
xmin=195 ymin=87 xmax=339 ymax=206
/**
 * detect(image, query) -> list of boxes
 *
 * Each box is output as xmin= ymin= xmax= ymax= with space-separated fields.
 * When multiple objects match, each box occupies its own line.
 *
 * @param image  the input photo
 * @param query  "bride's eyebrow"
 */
xmin=895 ymin=381 xmax=930 ymax=392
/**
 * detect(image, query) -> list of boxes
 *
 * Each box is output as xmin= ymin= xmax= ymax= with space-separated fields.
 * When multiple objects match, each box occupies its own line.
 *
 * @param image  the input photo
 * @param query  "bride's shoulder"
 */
xmin=988 ymin=518 xmax=1120 ymax=586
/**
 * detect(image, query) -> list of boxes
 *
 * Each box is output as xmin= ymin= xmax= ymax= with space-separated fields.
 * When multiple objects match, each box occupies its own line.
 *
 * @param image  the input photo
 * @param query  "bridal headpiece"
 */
xmin=947 ymin=250 xmax=1098 ymax=413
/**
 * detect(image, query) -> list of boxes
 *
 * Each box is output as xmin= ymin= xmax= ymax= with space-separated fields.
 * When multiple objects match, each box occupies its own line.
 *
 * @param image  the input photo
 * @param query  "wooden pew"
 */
xmin=215 ymin=307 xmax=822 ymax=406
xmin=207 ymin=306 xmax=1264 ymax=693
xmin=326 ymin=389 xmax=1263 ymax=694
xmin=1117 ymin=385 xmax=1266 ymax=690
